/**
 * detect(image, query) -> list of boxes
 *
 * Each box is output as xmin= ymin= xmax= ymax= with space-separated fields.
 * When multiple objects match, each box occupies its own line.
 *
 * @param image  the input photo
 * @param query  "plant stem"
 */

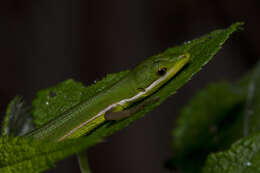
xmin=77 ymin=150 xmax=91 ymax=173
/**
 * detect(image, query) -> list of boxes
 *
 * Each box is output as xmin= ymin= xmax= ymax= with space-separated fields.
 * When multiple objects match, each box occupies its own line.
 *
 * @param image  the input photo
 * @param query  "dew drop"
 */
xmin=94 ymin=80 xmax=97 ymax=83
xmin=245 ymin=162 xmax=252 ymax=166
xmin=46 ymin=101 xmax=49 ymax=105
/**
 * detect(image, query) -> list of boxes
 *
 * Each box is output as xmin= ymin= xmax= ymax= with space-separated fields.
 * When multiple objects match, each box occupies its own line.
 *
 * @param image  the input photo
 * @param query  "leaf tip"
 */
xmin=230 ymin=22 xmax=244 ymax=32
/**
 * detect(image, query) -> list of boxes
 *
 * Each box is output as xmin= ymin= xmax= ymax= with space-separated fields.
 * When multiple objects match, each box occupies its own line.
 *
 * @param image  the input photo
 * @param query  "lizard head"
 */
xmin=131 ymin=51 xmax=190 ymax=95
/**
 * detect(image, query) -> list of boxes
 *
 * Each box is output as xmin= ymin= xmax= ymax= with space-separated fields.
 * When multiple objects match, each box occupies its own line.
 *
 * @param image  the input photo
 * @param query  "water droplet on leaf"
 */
xmin=245 ymin=162 xmax=252 ymax=166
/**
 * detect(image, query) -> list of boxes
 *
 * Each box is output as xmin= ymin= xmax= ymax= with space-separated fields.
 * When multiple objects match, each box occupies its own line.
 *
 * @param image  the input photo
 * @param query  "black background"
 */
xmin=0 ymin=0 xmax=259 ymax=173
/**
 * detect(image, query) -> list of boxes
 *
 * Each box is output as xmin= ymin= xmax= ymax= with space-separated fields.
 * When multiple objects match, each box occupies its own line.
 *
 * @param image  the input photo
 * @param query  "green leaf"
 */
xmin=168 ymin=61 xmax=260 ymax=173
xmin=32 ymin=71 xmax=129 ymax=127
xmin=0 ymin=136 xmax=98 ymax=173
xmin=244 ymin=61 xmax=260 ymax=136
xmin=32 ymin=22 xmax=243 ymax=135
xmin=168 ymin=82 xmax=246 ymax=172
xmin=201 ymin=61 xmax=260 ymax=173
xmin=16 ymin=22 xmax=241 ymax=173
xmin=202 ymin=133 xmax=260 ymax=173
xmin=2 ymin=96 xmax=34 ymax=136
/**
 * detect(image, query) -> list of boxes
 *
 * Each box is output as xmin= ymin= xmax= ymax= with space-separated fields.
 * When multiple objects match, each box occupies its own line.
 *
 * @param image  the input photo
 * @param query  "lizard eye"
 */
xmin=157 ymin=67 xmax=167 ymax=76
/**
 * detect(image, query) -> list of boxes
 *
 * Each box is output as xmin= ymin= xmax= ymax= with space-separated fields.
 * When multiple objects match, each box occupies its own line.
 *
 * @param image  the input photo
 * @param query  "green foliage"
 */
xmin=200 ymin=61 xmax=260 ymax=173
xmin=53 ymin=23 xmax=242 ymax=144
xmin=0 ymin=136 xmax=98 ymax=173
xmin=202 ymin=133 xmax=260 ymax=173
xmin=32 ymin=22 xmax=242 ymax=130
xmin=32 ymin=79 xmax=86 ymax=127
xmin=0 ymin=23 xmax=241 ymax=173
xmin=169 ymin=55 xmax=260 ymax=172
xmin=31 ymin=71 xmax=130 ymax=127
xmin=245 ymin=61 xmax=260 ymax=135
xmin=168 ymin=82 xmax=246 ymax=172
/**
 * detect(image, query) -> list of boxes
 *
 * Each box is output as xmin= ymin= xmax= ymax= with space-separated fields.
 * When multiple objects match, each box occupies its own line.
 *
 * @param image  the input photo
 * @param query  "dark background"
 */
xmin=0 ymin=0 xmax=259 ymax=173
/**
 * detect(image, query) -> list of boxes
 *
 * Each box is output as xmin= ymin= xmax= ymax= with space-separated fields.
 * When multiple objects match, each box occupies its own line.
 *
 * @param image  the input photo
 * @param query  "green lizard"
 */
xmin=25 ymin=52 xmax=190 ymax=142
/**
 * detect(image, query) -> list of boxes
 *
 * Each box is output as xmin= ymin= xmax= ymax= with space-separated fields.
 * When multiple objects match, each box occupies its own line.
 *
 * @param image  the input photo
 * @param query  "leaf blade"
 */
xmin=4 ymin=23 xmax=243 ymax=173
